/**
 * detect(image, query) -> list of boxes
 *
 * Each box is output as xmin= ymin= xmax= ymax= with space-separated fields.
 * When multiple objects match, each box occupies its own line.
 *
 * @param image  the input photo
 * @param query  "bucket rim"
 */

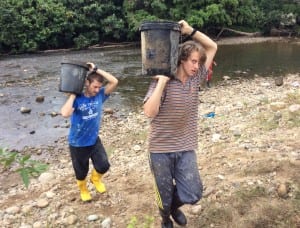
xmin=139 ymin=20 xmax=180 ymax=31
xmin=61 ymin=60 xmax=89 ymax=70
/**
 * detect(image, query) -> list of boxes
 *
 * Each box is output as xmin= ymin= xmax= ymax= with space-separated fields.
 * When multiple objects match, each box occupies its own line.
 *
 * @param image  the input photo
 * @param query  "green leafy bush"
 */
xmin=0 ymin=147 xmax=48 ymax=188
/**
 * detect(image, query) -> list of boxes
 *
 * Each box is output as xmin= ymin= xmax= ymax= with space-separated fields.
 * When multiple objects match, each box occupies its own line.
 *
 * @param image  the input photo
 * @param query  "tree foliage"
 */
xmin=0 ymin=0 xmax=299 ymax=54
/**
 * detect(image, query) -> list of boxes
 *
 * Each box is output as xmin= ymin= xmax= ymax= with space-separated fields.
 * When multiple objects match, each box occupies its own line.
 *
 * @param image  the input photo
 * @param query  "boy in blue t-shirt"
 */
xmin=61 ymin=62 xmax=118 ymax=202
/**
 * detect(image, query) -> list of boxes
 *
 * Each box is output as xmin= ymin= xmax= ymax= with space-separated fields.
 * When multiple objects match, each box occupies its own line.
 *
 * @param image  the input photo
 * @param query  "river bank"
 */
xmin=0 ymin=73 xmax=299 ymax=227
xmin=7 ymin=36 xmax=298 ymax=56
xmin=216 ymin=36 xmax=300 ymax=45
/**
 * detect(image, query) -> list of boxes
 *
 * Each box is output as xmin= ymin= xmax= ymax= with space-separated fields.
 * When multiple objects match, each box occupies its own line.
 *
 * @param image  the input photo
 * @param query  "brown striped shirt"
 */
xmin=144 ymin=67 xmax=207 ymax=153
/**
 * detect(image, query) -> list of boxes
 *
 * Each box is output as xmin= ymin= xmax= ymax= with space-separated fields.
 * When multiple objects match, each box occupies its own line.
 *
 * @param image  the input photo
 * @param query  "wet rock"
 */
xmin=50 ymin=112 xmax=58 ymax=117
xmin=275 ymin=76 xmax=284 ymax=86
xmin=62 ymin=123 xmax=70 ymax=128
xmin=20 ymin=107 xmax=31 ymax=114
xmin=35 ymin=96 xmax=45 ymax=103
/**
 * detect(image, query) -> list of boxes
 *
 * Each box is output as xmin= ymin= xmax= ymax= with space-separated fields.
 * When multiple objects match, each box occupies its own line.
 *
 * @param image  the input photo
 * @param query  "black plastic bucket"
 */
xmin=140 ymin=21 xmax=181 ymax=77
xmin=59 ymin=61 xmax=89 ymax=94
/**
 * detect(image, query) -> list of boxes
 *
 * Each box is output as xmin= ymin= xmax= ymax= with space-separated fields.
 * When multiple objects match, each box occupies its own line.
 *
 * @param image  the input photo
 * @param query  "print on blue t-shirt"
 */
xmin=69 ymin=87 xmax=109 ymax=147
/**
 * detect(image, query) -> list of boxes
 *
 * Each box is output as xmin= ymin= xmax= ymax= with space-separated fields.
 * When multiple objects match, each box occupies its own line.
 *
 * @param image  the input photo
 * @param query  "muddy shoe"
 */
xmin=171 ymin=209 xmax=187 ymax=226
xmin=161 ymin=218 xmax=173 ymax=228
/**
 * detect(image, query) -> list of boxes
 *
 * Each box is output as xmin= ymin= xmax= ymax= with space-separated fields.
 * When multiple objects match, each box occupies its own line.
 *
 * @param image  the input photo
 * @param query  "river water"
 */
xmin=0 ymin=40 xmax=300 ymax=150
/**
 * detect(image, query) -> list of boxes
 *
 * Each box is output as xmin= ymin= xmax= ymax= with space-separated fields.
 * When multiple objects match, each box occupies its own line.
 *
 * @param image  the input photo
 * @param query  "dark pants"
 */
xmin=149 ymin=150 xmax=203 ymax=214
xmin=69 ymin=137 xmax=110 ymax=180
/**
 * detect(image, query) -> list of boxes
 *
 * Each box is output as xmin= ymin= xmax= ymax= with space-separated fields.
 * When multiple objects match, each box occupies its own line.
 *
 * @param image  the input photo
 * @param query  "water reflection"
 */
xmin=214 ymin=42 xmax=300 ymax=81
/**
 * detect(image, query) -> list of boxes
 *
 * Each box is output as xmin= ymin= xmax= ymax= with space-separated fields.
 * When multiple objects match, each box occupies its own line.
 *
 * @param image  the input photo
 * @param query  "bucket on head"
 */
xmin=59 ymin=61 xmax=89 ymax=95
xmin=139 ymin=21 xmax=181 ymax=77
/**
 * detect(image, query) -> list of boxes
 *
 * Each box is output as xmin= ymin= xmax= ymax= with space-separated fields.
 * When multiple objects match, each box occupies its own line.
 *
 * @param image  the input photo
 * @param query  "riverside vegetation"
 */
xmin=0 ymin=148 xmax=48 ymax=188
xmin=1 ymin=0 xmax=299 ymax=54
xmin=0 ymin=73 xmax=299 ymax=227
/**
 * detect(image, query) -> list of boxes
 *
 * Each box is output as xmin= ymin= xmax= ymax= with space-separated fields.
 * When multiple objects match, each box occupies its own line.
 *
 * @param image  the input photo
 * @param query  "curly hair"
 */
xmin=177 ymin=40 xmax=207 ymax=67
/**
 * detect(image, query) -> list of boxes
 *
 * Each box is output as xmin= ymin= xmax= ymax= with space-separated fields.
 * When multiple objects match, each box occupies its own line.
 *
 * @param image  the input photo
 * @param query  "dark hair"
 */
xmin=177 ymin=40 xmax=207 ymax=66
xmin=86 ymin=72 xmax=104 ymax=83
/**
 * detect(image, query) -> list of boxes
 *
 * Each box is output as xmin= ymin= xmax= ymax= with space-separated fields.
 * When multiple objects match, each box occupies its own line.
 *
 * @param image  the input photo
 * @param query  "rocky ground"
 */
xmin=1 ymin=71 xmax=300 ymax=227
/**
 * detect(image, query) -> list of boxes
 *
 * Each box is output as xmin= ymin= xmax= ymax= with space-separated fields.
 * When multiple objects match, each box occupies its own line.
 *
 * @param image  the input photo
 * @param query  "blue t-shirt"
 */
xmin=68 ymin=87 xmax=109 ymax=147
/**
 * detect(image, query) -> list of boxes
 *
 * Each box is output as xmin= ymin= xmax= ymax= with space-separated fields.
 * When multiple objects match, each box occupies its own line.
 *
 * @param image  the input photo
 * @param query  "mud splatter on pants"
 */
xmin=149 ymin=150 xmax=203 ymax=213
xmin=69 ymin=137 xmax=110 ymax=180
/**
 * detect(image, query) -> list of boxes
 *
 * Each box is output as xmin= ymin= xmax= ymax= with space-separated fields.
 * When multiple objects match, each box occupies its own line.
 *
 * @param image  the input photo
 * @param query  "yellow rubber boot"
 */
xmin=90 ymin=169 xmax=106 ymax=193
xmin=76 ymin=179 xmax=92 ymax=202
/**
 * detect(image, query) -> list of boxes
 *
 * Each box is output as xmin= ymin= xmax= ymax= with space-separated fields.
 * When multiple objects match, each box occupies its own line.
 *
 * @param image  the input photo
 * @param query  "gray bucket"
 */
xmin=140 ymin=21 xmax=181 ymax=77
xmin=59 ymin=61 xmax=89 ymax=94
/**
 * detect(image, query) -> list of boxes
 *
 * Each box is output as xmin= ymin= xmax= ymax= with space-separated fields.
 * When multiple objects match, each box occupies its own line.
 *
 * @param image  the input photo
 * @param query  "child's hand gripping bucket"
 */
xmin=59 ymin=61 xmax=89 ymax=95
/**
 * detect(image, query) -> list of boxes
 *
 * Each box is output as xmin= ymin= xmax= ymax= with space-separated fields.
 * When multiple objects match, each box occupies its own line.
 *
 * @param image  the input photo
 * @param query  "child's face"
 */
xmin=85 ymin=80 xmax=102 ymax=97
